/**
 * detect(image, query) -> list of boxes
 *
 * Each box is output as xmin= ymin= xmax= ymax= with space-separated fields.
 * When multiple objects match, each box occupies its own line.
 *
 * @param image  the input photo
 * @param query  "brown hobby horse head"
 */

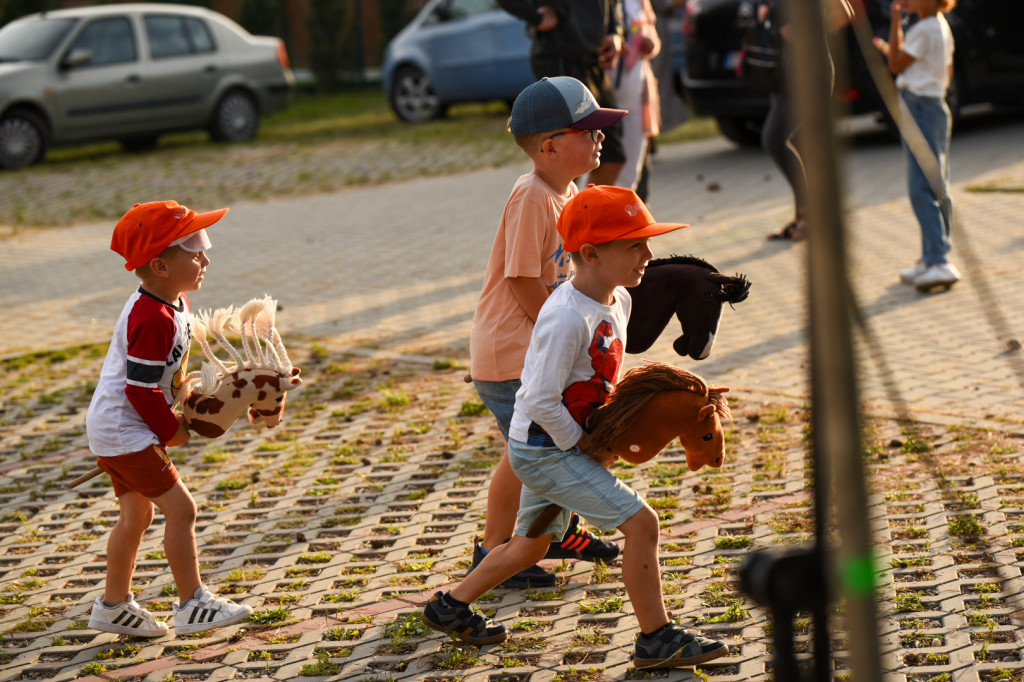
xmin=580 ymin=361 xmax=732 ymax=471
xmin=526 ymin=361 xmax=731 ymax=538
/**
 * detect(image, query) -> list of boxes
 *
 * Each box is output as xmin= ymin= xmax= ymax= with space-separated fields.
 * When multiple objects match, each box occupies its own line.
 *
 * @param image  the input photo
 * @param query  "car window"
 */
xmin=70 ymin=17 xmax=136 ymax=66
xmin=145 ymin=15 xmax=216 ymax=59
xmin=0 ymin=17 xmax=77 ymax=61
xmin=146 ymin=15 xmax=191 ymax=58
xmin=447 ymin=0 xmax=498 ymax=20
xmin=183 ymin=17 xmax=215 ymax=53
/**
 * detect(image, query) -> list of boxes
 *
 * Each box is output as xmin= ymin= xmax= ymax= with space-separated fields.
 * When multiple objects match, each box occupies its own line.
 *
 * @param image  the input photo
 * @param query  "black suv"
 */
xmin=681 ymin=0 xmax=1024 ymax=146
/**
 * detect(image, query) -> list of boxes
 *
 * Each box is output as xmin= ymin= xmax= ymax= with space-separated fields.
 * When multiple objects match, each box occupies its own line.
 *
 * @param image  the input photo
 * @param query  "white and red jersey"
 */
xmin=87 ymin=288 xmax=192 ymax=457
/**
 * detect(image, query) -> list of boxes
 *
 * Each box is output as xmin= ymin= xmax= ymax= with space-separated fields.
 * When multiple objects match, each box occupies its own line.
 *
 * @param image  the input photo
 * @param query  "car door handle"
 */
xmin=125 ymin=74 xmax=141 ymax=84
xmin=204 ymin=65 xmax=217 ymax=74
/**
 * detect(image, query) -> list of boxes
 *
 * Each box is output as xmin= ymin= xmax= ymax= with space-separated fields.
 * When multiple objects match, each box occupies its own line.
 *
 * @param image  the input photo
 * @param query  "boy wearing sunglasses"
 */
xmin=467 ymin=76 xmax=626 ymax=587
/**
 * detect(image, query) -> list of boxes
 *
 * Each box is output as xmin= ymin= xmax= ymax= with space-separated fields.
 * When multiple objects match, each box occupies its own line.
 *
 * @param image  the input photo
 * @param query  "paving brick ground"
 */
xmin=0 ymin=111 xmax=1022 ymax=681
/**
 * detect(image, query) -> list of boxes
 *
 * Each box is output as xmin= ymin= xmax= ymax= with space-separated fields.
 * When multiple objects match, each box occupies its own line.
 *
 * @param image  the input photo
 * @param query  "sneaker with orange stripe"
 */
xmin=544 ymin=514 xmax=620 ymax=561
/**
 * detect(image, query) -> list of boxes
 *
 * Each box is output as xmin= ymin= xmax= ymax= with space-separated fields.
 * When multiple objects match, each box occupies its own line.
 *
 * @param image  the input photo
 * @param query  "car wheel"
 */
xmin=119 ymin=135 xmax=160 ymax=153
xmin=210 ymin=89 xmax=259 ymax=143
xmin=0 ymin=108 xmax=48 ymax=170
xmin=715 ymin=115 xmax=764 ymax=147
xmin=390 ymin=65 xmax=447 ymax=123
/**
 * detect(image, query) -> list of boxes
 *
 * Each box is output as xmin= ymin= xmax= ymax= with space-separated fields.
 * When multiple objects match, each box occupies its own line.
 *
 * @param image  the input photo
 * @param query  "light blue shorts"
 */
xmin=472 ymin=378 xmax=520 ymax=441
xmin=508 ymin=437 xmax=645 ymax=539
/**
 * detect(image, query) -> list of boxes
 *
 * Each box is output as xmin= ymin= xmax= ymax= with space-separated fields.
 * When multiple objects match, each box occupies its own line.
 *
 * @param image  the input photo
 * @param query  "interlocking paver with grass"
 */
xmin=1 ymin=339 xmax=1022 ymax=681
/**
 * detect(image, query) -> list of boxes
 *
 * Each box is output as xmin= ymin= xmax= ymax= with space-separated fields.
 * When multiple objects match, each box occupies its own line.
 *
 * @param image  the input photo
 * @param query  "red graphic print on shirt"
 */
xmin=562 ymin=320 xmax=623 ymax=428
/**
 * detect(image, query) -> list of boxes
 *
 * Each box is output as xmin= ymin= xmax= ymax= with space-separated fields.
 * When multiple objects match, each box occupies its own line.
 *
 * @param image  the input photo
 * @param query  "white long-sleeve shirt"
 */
xmin=509 ymin=281 xmax=631 ymax=451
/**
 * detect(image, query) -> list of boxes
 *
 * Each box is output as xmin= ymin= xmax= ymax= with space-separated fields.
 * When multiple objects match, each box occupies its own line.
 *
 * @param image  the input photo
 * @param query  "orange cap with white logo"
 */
xmin=557 ymin=185 xmax=688 ymax=253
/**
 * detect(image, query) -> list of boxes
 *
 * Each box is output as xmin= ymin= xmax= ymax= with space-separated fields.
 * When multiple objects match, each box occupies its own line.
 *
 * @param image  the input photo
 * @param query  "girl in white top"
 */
xmin=877 ymin=0 xmax=959 ymax=291
xmin=893 ymin=4 xmax=953 ymax=98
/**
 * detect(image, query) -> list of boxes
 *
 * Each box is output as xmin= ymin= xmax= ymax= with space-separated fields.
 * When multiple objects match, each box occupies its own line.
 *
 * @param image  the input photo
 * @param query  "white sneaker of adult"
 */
xmin=173 ymin=587 xmax=253 ymax=635
xmin=914 ymin=263 xmax=961 ymax=291
xmin=88 ymin=596 xmax=169 ymax=637
xmin=899 ymin=261 xmax=929 ymax=284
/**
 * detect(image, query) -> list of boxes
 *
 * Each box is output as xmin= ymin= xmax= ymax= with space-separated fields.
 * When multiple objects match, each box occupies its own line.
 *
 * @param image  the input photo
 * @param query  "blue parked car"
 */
xmin=382 ymin=0 xmax=535 ymax=122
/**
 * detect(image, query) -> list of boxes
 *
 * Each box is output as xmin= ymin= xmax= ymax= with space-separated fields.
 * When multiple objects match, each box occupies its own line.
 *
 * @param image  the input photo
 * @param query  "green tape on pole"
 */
xmin=841 ymin=555 xmax=877 ymax=596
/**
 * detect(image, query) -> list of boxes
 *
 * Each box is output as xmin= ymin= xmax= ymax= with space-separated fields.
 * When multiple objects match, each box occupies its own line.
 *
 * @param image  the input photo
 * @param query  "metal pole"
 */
xmin=786 ymin=1 xmax=883 ymax=680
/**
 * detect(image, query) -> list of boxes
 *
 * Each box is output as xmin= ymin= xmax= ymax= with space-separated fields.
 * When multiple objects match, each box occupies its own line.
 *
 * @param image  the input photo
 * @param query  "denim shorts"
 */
xmin=509 ymin=437 xmax=645 ymax=539
xmin=472 ymin=378 xmax=521 ymax=441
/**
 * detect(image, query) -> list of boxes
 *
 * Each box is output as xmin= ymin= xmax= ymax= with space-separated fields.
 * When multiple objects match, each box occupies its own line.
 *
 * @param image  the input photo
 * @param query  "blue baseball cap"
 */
xmin=508 ymin=77 xmax=627 ymax=137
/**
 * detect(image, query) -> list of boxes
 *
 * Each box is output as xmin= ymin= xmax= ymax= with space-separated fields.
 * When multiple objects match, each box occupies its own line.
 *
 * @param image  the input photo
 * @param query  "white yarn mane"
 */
xmin=178 ymin=296 xmax=293 ymax=400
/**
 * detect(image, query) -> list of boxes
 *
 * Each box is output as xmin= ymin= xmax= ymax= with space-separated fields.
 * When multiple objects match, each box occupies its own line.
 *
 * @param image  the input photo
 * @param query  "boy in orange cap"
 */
xmin=86 ymin=200 xmax=253 ymax=638
xmin=423 ymin=186 xmax=729 ymax=669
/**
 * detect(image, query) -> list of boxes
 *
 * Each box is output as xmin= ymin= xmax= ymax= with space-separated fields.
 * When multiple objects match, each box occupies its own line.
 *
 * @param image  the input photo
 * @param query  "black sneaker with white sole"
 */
xmin=467 ymin=543 xmax=556 ymax=589
xmin=634 ymin=623 xmax=729 ymax=669
xmin=421 ymin=591 xmax=507 ymax=645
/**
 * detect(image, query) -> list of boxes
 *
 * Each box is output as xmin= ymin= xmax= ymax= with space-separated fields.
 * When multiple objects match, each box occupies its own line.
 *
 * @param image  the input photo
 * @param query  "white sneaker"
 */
xmin=173 ymin=587 xmax=253 ymax=635
xmin=899 ymin=261 xmax=928 ymax=284
xmin=914 ymin=263 xmax=961 ymax=292
xmin=88 ymin=596 xmax=169 ymax=637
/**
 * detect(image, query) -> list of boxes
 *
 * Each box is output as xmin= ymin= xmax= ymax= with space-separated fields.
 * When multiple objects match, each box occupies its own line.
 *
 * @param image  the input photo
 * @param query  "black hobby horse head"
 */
xmin=626 ymin=255 xmax=751 ymax=360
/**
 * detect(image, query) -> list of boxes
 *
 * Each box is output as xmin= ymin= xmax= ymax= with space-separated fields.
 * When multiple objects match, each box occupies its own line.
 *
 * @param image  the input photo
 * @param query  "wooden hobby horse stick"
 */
xmin=68 ymin=467 xmax=104 ymax=488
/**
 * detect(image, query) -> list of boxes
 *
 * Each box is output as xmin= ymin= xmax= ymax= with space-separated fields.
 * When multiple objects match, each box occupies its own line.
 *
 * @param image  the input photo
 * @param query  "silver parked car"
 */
xmin=382 ymin=0 xmax=535 ymax=123
xmin=0 ymin=3 xmax=294 ymax=170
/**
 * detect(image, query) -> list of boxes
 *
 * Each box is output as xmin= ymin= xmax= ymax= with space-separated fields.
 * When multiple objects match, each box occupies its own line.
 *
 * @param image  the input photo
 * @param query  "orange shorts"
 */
xmin=96 ymin=444 xmax=180 ymax=498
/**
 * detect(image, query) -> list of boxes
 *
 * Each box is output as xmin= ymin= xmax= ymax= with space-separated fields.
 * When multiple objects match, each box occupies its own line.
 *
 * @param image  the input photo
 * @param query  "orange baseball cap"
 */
xmin=557 ymin=185 xmax=688 ymax=253
xmin=111 ymin=200 xmax=229 ymax=271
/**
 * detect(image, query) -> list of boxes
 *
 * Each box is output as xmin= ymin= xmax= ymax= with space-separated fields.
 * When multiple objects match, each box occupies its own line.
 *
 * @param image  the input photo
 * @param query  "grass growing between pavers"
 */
xmin=0 ymin=340 xmax=1023 ymax=679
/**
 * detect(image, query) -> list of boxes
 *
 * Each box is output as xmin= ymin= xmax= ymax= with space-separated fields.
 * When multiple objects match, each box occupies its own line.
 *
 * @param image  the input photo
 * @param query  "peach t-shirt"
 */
xmin=470 ymin=171 xmax=576 ymax=381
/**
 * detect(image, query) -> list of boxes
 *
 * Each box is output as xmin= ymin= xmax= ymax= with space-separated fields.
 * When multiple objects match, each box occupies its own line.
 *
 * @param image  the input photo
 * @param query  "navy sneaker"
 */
xmin=467 ymin=543 xmax=556 ymax=589
xmin=545 ymin=514 xmax=620 ymax=562
xmin=634 ymin=624 xmax=728 ymax=669
xmin=421 ymin=591 xmax=507 ymax=645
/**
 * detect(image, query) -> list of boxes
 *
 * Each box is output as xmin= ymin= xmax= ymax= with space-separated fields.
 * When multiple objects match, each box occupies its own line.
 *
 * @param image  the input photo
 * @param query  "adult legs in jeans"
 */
xmin=762 ymin=92 xmax=808 ymax=238
xmin=901 ymin=91 xmax=952 ymax=266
